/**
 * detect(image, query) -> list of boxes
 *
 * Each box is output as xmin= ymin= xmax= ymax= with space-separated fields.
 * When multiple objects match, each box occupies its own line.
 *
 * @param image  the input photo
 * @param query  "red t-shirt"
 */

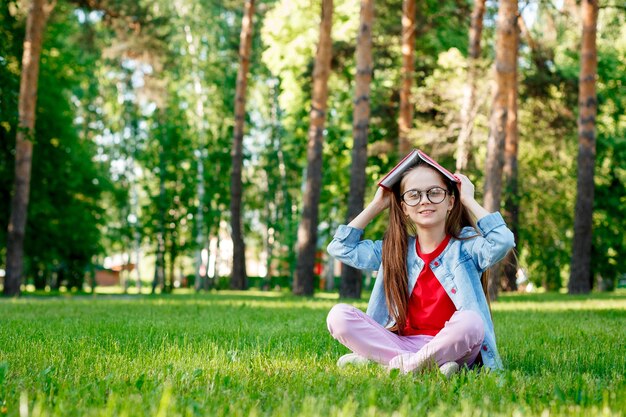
xmin=402 ymin=235 xmax=456 ymax=336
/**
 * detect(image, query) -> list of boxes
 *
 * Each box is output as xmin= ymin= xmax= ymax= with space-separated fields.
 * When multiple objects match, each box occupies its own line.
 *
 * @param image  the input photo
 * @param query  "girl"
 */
xmin=326 ymin=156 xmax=515 ymax=375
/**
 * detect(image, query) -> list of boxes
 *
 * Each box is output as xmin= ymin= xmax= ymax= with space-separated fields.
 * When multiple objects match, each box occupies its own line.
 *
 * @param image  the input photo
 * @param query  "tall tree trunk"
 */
xmin=484 ymin=0 xmax=518 ymax=300
xmin=340 ymin=0 xmax=374 ymax=299
xmin=398 ymin=0 xmax=415 ymax=156
xmin=195 ymin=150 xmax=206 ymax=291
xmin=456 ymin=0 xmax=486 ymax=172
xmin=502 ymin=18 xmax=520 ymax=292
xmin=569 ymin=0 xmax=598 ymax=294
xmin=152 ymin=135 xmax=167 ymax=294
xmin=230 ymin=0 xmax=255 ymax=290
xmin=131 ymin=178 xmax=142 ymax=293
xmin=167 ymin=239 xmax=176 ymax=293
xmin=325 ymin=252 xmax=335 ymax=291
xmin=4 ymin=0 xmax=55 ymax=297
xmin=293 ymin=0 xmax=333 ymax=296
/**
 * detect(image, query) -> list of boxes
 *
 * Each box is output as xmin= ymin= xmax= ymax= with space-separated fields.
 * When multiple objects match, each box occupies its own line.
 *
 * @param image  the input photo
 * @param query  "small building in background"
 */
xmin=95 ymin=254 xmax=135 ymax=287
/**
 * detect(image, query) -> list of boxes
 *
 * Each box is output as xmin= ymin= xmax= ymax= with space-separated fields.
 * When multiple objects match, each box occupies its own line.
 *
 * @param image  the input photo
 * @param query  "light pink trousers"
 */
xmin=327 ymin=303 xmax=484 ymax=372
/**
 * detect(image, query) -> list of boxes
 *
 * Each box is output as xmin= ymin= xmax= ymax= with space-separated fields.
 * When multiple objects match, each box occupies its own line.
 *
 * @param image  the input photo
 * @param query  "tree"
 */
xmin=502 ymin=15 xmax=520 ymax=292
xmin=483 ymin=0 xmax=518 ymax=300
xmin=340 ymin=0 xmax=374 ymax=299
xmin=293 ymin=0 xmax=333 ymax=296
xmin=4 ymin=0 xmax=56 ymax=297
xmin=398 ymin=0 xmax=415 ymax=156
xmin=569 ymin=0 xmax=598 ymax=294
xmin=455 ymin=0 xmax=486 ymax=172
xmin=230 ymin=0 xmax=255 ymax=290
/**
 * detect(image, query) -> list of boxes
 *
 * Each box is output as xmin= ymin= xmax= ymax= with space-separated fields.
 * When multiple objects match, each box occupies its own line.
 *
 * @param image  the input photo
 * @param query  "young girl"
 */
xmin=326 ymin=156 xmax=515 ymax=375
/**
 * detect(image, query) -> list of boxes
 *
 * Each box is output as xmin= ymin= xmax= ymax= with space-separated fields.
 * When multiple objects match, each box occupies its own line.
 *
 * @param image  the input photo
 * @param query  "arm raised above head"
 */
xmin=464 ymin=212 xmax=516 ymax=271
xmin=456 ymin=173 xmax=490 ymax=221
xmin=347 ymin=186 xmax=390 ymax=229
xmin=327 ymin=225 xmax=383 ymax=272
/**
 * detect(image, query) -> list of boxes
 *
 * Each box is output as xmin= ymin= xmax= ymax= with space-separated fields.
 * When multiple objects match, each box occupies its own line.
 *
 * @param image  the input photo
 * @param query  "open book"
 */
xmin=378 ymin=149 xmax=460 ymax=190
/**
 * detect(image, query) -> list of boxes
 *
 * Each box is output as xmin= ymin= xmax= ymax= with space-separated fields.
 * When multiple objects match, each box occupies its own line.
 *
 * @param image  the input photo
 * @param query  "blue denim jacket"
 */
xmin=327 ymin=212 xmax=515 ymax=370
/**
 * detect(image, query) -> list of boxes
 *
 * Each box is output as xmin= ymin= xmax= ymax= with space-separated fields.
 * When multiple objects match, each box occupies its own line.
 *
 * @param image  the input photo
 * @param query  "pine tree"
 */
xmin=294 ymin=0 xmax=333 ymax=296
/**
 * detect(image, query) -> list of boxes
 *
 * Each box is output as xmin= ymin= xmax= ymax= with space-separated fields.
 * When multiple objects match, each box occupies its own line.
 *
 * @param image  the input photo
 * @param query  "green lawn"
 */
xmin=0 ymin=291 xmax=624 ymax=416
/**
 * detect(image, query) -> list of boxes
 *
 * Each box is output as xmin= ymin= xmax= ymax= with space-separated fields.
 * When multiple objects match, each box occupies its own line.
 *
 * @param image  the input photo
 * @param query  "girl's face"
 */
xmin=400 ymin=166 xmax=455 ymax=230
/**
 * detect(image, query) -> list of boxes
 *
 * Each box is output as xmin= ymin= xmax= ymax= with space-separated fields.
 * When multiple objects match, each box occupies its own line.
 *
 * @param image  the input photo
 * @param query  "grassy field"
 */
xmin=0 ymin=291 xmax=624 ymax=417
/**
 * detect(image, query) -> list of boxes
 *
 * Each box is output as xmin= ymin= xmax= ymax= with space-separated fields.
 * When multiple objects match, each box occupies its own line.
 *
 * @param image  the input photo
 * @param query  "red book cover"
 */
xmin=378 ymin=149 xmax=460 ymax=190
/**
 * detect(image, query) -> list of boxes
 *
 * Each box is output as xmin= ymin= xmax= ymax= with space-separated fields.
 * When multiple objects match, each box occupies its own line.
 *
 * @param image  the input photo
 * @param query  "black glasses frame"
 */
xmin=401 ymin=186 xmax=449 ymax=206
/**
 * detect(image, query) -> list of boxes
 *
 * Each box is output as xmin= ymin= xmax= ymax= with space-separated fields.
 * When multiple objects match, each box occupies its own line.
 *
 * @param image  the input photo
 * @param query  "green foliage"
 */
xmin=0 ymin=2 xmax=21 ymax=266
xmin=591 ymin=15 xmax=626 ymax=286
xmin=0 ymin=292 xmax=624 ymax=416
xmin=0 ymin=0 xmax=109 ymax=289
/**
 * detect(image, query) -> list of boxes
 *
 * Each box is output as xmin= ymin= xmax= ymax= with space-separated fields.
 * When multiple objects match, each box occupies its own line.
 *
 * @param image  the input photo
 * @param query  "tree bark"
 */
xmin=293 ymin=0 xmax=333 ymax=296
xmin=131 ymin=178 xmax=142 ymax=293
xmin=152 ymin=122 xmax=167 ymax=294
xmin=569 ymin=0 xmax=598 ymax=294
xmin=456 ymin=0 xmax=486 ymax=172
xmin=398 ymin=0 xmax=415 ymax=156
xmin=195 ymin=149 xmax=206 ymax=291
xmin=502 ymin=17 xmax=520 ymax=292
xmin=4 ymin=0 xmax=55 ymax=297
xmin=229 ymin=0 xmax=255 ymax=290
xmin=339 ymin=0 xmax=373 ymax=299
xmin=484 ymin=0 xmax=518 ymax=300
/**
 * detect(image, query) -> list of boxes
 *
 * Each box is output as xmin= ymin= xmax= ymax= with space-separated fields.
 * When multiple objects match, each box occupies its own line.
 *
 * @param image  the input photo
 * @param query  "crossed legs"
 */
xmin=326 ymin=303 xmax=484 ymax=373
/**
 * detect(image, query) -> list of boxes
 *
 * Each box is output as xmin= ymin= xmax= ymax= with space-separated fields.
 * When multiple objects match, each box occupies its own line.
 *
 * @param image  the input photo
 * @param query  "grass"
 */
xmin=0 ymin=291 xmax=624 ymax=416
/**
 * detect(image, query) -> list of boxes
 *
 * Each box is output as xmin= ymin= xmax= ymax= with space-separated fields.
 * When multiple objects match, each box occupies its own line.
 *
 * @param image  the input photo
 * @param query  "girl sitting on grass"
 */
xmin=326 ymin=152 xmax=515 ymax=376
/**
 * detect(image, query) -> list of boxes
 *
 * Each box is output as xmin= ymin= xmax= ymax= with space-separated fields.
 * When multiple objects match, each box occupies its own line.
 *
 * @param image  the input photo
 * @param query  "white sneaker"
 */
xmin=439 ymin=361 xmax=460 ymax=378
xmin=336 ymin=353 xmax=370 ymax=367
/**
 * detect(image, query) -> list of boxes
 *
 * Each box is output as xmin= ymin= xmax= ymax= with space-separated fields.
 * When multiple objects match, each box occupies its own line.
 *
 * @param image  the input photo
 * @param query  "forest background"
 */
xmin=1 ymin=0 xmax=625 ymax=298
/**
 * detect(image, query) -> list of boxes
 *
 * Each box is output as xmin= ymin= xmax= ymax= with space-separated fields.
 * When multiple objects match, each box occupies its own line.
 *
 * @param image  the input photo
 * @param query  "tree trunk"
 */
xmin=340 ymin=0 xmax=373 ymax=299
xmin=230 ymin=0 xmax=255 ymax=290
xmin=293 ymin=0 xmax=333 ymax=296
xmin=398 ymin=0 xmax=415 ymax=156
xmin=167 ymin=239 xmax=176 ymax=293
xmin=325 ymin=254 xmax=335 ymax=291
xmin=484 ymin=0 xmax=518 ymax=300
xmin=502 ymin=17 xmax=520 ymax=292
xmin=195 ymin=150 xmax=206 ymax=291
xmin=133 ymin=230 xmax=142 ymax=293
xmin=4 ymin=0 xmax=55 ymax=297
xmin=456 ymin=0 xmax=486 ymax=172
xmin=130 ymin=169 xmax=142 ymax=293
xmin=569 ymin=0 xmax=598 ymax=294
xmin=152 ymin=136 xmax=167 ymax=294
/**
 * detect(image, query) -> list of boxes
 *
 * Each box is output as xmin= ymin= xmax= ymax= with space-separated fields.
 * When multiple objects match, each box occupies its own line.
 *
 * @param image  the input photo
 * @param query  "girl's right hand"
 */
xmin=369 ymin=186 xmax=391 ymax=213
xmin=347 ymin=186 xmax=391 ymax=229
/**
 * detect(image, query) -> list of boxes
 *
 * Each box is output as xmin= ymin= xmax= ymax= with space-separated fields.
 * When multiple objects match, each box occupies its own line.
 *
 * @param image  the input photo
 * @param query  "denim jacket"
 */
xmin=327 ymin=212 xmax=515 ymax=370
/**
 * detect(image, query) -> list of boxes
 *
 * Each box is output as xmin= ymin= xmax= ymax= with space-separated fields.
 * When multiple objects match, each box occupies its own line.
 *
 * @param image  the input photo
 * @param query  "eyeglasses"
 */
xmin=401 ymin=187 xmax=449 ymax=206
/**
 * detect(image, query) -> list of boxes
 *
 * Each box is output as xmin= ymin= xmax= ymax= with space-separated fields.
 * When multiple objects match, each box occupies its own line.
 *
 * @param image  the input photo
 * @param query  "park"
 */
xmin=1 ymin=0 xmax=625 ymax=416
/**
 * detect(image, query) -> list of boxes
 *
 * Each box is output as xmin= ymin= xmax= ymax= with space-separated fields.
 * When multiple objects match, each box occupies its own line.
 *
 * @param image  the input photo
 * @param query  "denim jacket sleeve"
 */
xmin=463 ymin=212 xmax=516 ymax=272
xmin=327 ymin=225 xmax=383 ymax=272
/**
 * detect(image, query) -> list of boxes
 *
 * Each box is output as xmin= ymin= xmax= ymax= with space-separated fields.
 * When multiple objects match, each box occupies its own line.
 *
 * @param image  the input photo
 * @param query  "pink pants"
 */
xmin=327 ymin=303 xmax=484 ymax=372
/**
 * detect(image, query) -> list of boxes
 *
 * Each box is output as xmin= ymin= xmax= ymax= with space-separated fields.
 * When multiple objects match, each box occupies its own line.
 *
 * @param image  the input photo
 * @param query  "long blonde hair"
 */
xmin=381 ymin=163 xmax=491 ymax=334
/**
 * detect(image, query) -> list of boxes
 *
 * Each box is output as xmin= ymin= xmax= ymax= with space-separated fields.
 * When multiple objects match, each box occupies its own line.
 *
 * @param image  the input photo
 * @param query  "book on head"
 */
xmin=378 ymin=149 xmax=460 ymax=190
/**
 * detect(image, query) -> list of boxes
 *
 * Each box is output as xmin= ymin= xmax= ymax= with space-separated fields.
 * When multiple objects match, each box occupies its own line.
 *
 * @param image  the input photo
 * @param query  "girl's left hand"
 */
xmin=455 ymin=173 xmax=475 ymax=205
